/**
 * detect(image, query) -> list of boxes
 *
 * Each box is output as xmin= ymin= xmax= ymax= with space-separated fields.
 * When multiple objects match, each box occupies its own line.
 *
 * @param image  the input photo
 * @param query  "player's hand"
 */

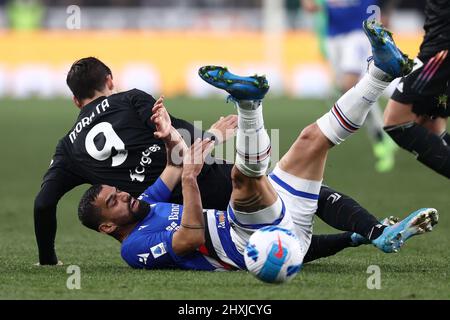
xmin=182 ymin=138 xmax=214 ymax=179
xmin=151 ymin=95 xmax=172 ymax=140
xmin=207 ymin=115 xmax=238 ymax=144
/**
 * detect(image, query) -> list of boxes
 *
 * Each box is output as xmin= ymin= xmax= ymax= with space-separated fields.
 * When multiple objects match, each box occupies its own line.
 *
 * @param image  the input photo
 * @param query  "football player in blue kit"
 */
xmin=77 ymin=21 xmax=438 ymax=272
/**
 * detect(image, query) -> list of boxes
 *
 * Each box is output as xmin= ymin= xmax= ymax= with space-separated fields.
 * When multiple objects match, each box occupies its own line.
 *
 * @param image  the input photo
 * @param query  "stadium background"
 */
xmin=0 ymin=0 xmax=448 ymax=300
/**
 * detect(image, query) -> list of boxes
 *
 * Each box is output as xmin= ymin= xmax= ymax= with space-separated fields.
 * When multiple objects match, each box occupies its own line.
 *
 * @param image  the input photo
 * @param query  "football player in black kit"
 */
xmin=384 ymin=0 xmax=450 ymax=178
xmin=35 ymin=57 xmax=406 ymax=266
xmin=34 ymin=57 xmax=238 ymax=265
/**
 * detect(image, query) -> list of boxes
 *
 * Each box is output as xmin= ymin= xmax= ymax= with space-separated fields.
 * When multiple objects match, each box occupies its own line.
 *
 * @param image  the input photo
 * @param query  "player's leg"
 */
xmin=303 ymin=233 xmax=354 ymax=263
xmin=340 ymin=30 xmax=396 ymax=173
xmin=226 ymin=96 xmax=297 ymax=251
xmin=416 ymin=116 xmax=448 ymax=135
xmin=278 ymin=21 xmax=438 ymax=252
xmin=198 ymin=68 xmax=296 ymax=254
xmin=366 ymin=106 xmax=398 ymax=173
xmin=228 ymin=96 xmax=276 ymax=213
xmin=383 ymin=50 xmax=450 ymax=178
xmin=385 ymin=119 xmax=450 ymax=179
xmin=303 ymin=184 xmax=402 ymax=263
xmin=303 ymin=214 xmax=399 ymax=263
xmin=279 ymin=24 xmax=408 ymax=181
xmin=316 ymin=185 xmax=387 ymax=240
xmin=438 ymin=117 xmax=450 ymax=145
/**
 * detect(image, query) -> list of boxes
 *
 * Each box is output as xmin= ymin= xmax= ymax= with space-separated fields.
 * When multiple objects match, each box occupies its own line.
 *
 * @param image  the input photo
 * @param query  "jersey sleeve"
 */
xmin=42 ymin=141 xmax=85 ymax=185
xmin=137 ymin=177 xmax=172 ymax=204
xmin=126 ymin=89 xmax=157 ymax=126
xmin=121 ymin=229 xmax=184 ymax=269
xmin=35 ymin=141 xmax=86 ymax=264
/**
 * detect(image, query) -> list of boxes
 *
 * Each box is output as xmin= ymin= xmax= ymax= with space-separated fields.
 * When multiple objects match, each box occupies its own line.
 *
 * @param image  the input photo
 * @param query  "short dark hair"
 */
xmin=66 ymin=57 xmax=112 ymax=101
xmin=78 ymin=184 xmax=104 ymax=232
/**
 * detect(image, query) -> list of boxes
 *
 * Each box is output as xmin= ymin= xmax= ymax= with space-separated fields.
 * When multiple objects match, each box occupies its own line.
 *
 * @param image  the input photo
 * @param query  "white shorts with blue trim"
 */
xmin=268 ymin=164 xmax=321 ymax=258
xmin=226 ymin=164 xmax=321 ymax=262
xmin=227 ymin=196 xmax=295 ymax=257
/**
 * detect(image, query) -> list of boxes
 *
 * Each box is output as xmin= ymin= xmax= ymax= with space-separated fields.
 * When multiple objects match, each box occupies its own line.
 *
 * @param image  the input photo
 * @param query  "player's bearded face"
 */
xmin=131 ymin=199 xmax=150 ymax=222
xmin=118 ymin=195 xmax=149 ymax=225
xmin=99 ymin=186 xmax=150 ymax=227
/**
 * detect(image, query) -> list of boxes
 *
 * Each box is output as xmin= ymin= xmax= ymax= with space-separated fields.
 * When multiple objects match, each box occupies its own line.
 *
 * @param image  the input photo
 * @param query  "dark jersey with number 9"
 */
xmin=35 ymin=89 xmax=233 ymax=265
xmin=45 ymin=89 xmax=169 ymax=195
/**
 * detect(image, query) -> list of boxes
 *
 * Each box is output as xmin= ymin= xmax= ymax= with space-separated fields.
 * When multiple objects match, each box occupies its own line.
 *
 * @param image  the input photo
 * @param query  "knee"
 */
xmin=416 ymin=116 xmax=447 ymax=135
xmin=34 ymin=192 xmax=55 ymax=215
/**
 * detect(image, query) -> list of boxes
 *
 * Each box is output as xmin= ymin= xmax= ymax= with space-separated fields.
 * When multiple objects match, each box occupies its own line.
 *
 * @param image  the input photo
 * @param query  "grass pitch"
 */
xmin=0 ymin=97 xmax=448 ymax=300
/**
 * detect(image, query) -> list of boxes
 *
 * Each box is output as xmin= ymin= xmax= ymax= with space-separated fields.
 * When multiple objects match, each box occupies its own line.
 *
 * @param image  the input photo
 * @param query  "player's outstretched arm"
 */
xmin=151 ymin=96 xmax=187 ymax=191
xmin=34 ymin=169 xmax=83 ymax=265
xmin=172 ymin=138 xmax=214 ymax=256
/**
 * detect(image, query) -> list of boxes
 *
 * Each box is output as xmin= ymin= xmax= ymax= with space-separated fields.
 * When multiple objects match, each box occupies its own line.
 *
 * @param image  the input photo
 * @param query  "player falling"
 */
xmin=77 ymin=21 xmax=437 ymax=273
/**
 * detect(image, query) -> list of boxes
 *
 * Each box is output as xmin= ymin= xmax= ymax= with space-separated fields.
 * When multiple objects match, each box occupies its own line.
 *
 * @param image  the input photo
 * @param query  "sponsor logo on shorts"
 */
xmin=150 ymin=242 xmax=167 ymax=259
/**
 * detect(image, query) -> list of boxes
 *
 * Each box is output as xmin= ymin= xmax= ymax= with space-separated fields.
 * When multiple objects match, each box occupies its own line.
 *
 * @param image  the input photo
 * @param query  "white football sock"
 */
xmin=233 ymin=100 xmax=271 ymax=177
xmin=317 ymin=64 xmax=391 ymax=145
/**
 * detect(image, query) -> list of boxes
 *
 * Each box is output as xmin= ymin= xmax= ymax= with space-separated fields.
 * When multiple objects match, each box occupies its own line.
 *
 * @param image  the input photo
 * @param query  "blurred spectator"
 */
xmin=35 ymin=0 xmax=263 ymax=7
xmin=285 ymin=0 xmax=301 ymax=30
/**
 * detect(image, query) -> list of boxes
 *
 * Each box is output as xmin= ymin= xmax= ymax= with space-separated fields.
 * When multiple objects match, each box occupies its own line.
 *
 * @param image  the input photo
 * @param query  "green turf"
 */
xmin=0 ymin=97 xmax=448 ymax=300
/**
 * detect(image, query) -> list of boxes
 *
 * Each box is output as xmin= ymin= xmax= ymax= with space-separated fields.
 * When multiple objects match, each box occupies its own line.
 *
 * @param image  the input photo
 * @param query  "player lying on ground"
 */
xmin=35 ymin=56 xmax=397 ymax=266
xmin=77 ymin=21 xmax=438 ymax=272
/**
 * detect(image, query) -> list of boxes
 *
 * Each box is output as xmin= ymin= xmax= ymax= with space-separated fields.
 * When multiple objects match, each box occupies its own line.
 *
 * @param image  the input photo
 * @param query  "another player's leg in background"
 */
xmin=383 ymin=48 xmax=450 ymax=178
xmin=279 ymin=20 xmax=437 ymax=252
xmin=384 ymin=98 xmax=450 ymax=178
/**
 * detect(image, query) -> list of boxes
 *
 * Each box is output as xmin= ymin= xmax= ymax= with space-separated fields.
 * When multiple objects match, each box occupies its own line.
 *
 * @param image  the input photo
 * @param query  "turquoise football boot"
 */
xmin=371 ymin=208 xmax=438 ymax=253
xmin=362 ymin=19 xmax=414 ymax=79
xmin=350 ymin=216 xmax=399 ymax=246
xmin=198 ymin=66 xmax=269 ymax=100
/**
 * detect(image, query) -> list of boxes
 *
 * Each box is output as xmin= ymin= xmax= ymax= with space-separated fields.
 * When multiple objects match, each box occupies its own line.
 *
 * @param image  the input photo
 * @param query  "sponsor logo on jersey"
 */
xmin=217 ymin=212 xmax=226 ymax=229
xmin=129 ymin=144 xmax=162 ymax=182
xmin=137 ymin=253 xmax=150 ymax=265
xmin=150 ymin=243 xmax=167 ymax=259
xmin=166 ymin=222 xmax=179 ymax=232
xmin=168 ymin=204 xmax=180 ymax=221
xmin=138 ymin=225 xmax=148 ymax=231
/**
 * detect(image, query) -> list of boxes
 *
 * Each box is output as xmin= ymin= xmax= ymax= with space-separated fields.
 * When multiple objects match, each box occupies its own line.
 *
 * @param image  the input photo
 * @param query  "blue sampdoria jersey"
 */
xmin=326 ymin=0 xmax=378 ymax=36
xmin=120 ymin=178 xmax=245 ymax=271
